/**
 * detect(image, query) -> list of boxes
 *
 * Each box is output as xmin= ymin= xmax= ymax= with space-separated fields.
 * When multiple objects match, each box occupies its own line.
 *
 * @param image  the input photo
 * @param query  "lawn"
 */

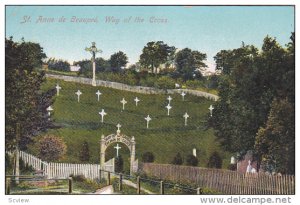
xmin=28 ymin=78 xmax=230 ymax=172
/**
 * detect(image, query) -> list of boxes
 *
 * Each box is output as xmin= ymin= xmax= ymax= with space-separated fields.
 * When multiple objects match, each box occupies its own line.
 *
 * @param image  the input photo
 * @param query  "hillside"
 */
xmin=28 ymin=78 xmax=230 ymax=171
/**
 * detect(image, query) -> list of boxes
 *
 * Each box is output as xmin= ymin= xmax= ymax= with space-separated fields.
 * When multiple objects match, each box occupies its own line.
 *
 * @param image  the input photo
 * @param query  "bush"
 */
xmin=186 ymin=154 xmax=198 ymax=166
xmin=185 ymin=80 xmax=204 ymax=89
xmin=171 ymin=153 xmax=183 ymax=165
xmin=207 ymin=151 xmax=223 ymax=169
xmin=115 ymin=155 xmax=124 ymax=173
xmin=142 ymin=152 xmax=155 ymax=163
xmin=38 ymin=135 xmax=67 ymax=162
xmin=154 ymin=76 xmax=176 ymax=90
xmin=70 ymin=174 xmax=86 ymax=182
xmin=227 ymin=164 xmax=237 ymax=171
xmin=79 ymin=140 xmax=90 ymax=162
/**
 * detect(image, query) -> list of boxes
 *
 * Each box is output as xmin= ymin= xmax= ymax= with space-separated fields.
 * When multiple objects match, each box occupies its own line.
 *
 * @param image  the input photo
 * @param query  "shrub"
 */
xmin=185 ymin=80 xmax=204 ymax=89
xmin=38 ymin=135 xmax=67 ymax=162
xmin=186 ymin=154 xmax=198 ymax=166
xmin=171 ymin=153 xmax=183 ymax=165
xmin=142 ymin=152 xmax=155 ymax=163
xmin=207 ymin=151 xmax=223 ymax=169
xmin=154 ymin=76 xmax=176 ymax=89
xmin=79 ymin=140 xmax=90 ymax=162
xmin=115 ymin=155 xmax=124 ymax=173
xmin=227 ymin=164 xmax=237 ymax=171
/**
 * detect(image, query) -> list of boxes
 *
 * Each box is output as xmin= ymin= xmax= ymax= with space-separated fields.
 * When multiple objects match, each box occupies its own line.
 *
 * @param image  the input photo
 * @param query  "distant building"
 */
xmin=237 ymin=150 xmax=258 ymax=174
xmin=70 ymin=65 xmax=81 ymax=72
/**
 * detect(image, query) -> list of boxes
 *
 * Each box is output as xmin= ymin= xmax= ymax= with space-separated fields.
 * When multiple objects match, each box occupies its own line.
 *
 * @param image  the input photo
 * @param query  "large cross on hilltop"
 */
xmin=85 ymin=42 xmax=102 ymax=86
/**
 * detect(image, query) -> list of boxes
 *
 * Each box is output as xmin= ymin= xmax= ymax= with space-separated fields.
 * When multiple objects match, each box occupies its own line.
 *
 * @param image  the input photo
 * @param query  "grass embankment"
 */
xmin=28 ymin=78 xmax=229 ymax=172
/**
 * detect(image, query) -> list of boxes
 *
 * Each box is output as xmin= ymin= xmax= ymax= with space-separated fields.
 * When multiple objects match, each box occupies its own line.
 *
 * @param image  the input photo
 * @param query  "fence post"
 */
xmin=99 ymin=169 xmax=102 ymax=182
xmin=6 ymin=177 xmax=11 ymax=195
xmin=197 ymin=187 xmax=203 ymax=195
xmin=68 ymin=177 xmax=73 ymax=194
xmin=119 ymin=174 xmax=123 ymax=191
xmin=160 ymin=181 xmax=164 ymax=195
xmin=107 ymin=172 xmax=111 ymax=185
xmin=137 ymin=176 xmax=140 ymax=194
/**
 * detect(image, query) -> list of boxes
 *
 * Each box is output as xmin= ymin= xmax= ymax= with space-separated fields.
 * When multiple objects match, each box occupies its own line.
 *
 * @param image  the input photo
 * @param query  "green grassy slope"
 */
xmin=29 ymin=78 xmax=230 ymax=171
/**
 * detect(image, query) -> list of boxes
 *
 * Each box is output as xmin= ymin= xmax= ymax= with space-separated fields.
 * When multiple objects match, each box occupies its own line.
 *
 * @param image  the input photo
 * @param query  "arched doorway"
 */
xmin=100 ymin=130 xmax=136 ymax=175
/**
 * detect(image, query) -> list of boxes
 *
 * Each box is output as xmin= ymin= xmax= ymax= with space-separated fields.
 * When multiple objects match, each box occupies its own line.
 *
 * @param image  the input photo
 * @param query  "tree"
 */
xmin=142 ymin=152 xmax=155 ymax=163
xmin=115 ymin=155 xmax=124 ymax=173
xmin=255 ymin=98 xmax=295 ymax=174
xmin=47 ymin=58 xmax=70 ymax=72
xmin=208 ymin=34 xmax=295 ymax=174
xmin=186 ymin=154 xmax=198 ymax=166
xmin=75 ymin=57 xmax=109 ymax=77
xmin=175 ymin=48 xmax=207 ymax=80
xmin=109 ymin=51 xmax=128 ymax=72
xmin=171 ymin=153 xmax=183 ymax=165
xmin=5 ymin=37 xmax=55 ymax=151
xmin=207 ymin=151 xmax=222 ymax=169
xmin=154 ymin=76 xmax=176 ymax=90
xmin=38 ymin=135 xmax=67 ymax=161
xmin=139 ymin=41 xmax=175 ymax=74
xmin=79 ymin=140 xmax=90 ymax=162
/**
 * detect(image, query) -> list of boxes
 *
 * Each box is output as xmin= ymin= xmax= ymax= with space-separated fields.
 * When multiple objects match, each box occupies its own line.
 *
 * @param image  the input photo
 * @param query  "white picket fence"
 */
xmin=17 ymin=151 xmax=113 ymax=180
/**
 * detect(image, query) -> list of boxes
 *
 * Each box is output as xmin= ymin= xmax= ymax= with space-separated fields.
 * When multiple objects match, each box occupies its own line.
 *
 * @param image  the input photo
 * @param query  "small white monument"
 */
xmin=183 ymin=112 xmax=189 ymax=126
xmin=230 ymin=156 xmax=236 ymax=164
xmin=55 ymin=84 xmax=61 ymax=96
xmin=166 ymin=104 xmax=172 ymax=116
xmin=75 ymin=90 xmax=82 ymax=102
xmin=145 ymin=115 xmax=152 ymax=129
xmin=96 ymin=90 xmax=102 ymax=102
xmin=46 ymin=106 xmax=53 ymax=116
xmin=114 ymin=144 xmax=121 ymax=157
xmin=120 ymin=98 xmax=127 ymax=110
xmin=99 ymin=109 xmax=107 ymax=123
xmin=193 ymin=148 xmax=197 ymax=157
xmin=116 ymin=123 xmax=121 ymax=134
xmin=134 ymin=97 xmax=140 ymax=106
xmin=181 ymin=91 xmax=186 ymax=101
xmin=208 ymin=105 xmax=214 ymax=117
xmin=167 ymin=96 xmax=172 ymax=104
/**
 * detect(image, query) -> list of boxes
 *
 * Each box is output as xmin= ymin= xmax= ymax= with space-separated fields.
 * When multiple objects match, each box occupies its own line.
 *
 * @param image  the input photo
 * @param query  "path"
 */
xmin=93 ymin=185 xmax=115 ymax=194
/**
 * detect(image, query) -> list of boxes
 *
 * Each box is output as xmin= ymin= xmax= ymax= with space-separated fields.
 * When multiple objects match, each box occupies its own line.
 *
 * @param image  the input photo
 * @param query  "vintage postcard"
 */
xmin=3 ymin=2 xmax=296 ymax=205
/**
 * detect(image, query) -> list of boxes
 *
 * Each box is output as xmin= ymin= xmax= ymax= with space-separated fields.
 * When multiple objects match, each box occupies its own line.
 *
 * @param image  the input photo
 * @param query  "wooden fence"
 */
xmin=140 ymin=163 xmax=295 ymax=195
xmin=15 ymin=151 xmax=113 ymax=180
xmin=46 ymin=74 xmax=219 ymax=101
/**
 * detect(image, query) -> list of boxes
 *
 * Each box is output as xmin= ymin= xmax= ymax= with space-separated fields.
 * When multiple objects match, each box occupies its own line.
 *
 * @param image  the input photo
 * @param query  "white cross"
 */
xmin=114 ymin=144 xmax=121 ymax=157
xmin=96 ymin=90 xmax=102 ymax=102
xmin=116 ymin=123 xmax=121 ymax=134
xmin=145 ymin=115 xmax=152 ymax=129
xmin=46 ymin=106 xmax=53 ymax=116
xmin=183 ymin=112 xmax=189 ymax=126
xmin=120 ymin=98 xmax=127 ymax=110
xmin=75 ymin=90 xmax=82 ymax=102
xmin=99 ymin=109 xmax=107 ymax=123
xmin=209 ymin=105 xmax=214 ymax=117
xmin=166 ymin=104 xmax=172 ymax=116
xmin=181 ymin=92 xmax=186 ymax=101
xmin=167 ymin=96 xmax=172 ymax=104
xmin=134 ymin=97 xmax=140 ymax=106
xmin=55 ymin=84 xmax=61 ymax=96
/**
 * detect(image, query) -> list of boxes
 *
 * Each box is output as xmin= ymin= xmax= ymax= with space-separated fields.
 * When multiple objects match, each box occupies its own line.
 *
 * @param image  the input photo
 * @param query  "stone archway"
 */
xmin=100 ymin=131 xmax=136 ymax=175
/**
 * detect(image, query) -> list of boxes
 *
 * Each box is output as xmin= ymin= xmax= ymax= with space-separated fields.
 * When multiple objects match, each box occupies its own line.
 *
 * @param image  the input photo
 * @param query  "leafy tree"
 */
xmin=175 ymin=48 xmax=207 ymax=80
xmin=139 ymin=41 xmax=175 ymax=74
xmin=115 ymin=155 xmax=124 ymax=173
xmin=109 ymin=51 xmax=128 ymax=72
xmin=255 ymin=98 xmax=295 ymax=174
xmin=79 ymin=140 xmax=90 ymax=162
xmin=208 ymin=34 xmax=295 ymax=174
xmin=207 ymin=151 xmax=222 ymax=169
xmin=47 ymin=58 xmax=70 ymax=72
xmin=142 ymin=152 xmax=155 ymax=163
xmin=38 ymin=135 xmax=67 ymax=161
xmin=75 ymin=57 xmax=109 ymax=77
xmin=5 ymin=37 xmax=55 ymax=151
xmin=171 ymin=153 xmax=183 ymax=165
xmin=186 ymin=154 xmax=198 ymax=166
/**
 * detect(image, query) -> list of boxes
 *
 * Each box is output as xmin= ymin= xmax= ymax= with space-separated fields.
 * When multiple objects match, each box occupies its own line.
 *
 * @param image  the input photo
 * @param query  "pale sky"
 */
xmin=5 ymin=6 xmax=294 ymax=71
